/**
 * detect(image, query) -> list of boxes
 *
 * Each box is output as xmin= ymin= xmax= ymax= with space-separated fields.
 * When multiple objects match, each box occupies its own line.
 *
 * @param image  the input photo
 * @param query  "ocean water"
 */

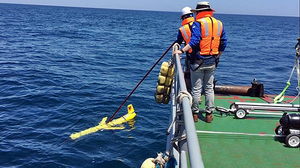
xmin=0 ymin=3 xmax=299 ymax=168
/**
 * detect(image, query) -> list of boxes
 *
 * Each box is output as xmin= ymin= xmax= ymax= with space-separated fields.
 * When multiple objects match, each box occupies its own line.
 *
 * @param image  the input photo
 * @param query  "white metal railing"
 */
xmin=166 ymin=43 xmax=204 ymax=168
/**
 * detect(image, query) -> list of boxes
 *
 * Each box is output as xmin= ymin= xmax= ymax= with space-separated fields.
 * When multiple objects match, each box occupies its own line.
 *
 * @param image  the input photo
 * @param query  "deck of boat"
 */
xmin=196 ymin=94 xmax=300 ymax=167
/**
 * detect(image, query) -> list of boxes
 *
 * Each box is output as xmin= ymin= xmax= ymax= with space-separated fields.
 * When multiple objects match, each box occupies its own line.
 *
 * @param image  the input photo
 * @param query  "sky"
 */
xmin=0 ymin=0 xmax=299 ymax=17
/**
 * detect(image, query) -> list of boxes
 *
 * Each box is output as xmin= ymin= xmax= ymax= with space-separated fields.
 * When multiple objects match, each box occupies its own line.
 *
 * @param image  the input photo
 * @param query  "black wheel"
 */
xmin=275 ymin=125 xmax=283 ymax=135
xmin=285 ymin=134 xmax=300 ymax=148
xmin=235 ymin=108 xmax=247 ymax=119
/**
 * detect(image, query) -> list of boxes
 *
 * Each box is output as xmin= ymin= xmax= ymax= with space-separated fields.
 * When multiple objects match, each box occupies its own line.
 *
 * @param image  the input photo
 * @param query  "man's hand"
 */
xmin=173 ymin=50 xmax=183 ymax=56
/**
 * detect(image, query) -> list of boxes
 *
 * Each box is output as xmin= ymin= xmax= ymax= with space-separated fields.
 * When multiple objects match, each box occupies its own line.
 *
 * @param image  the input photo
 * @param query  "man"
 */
xmin=175 ymin=6 xmax=196 ymax=93
xmin=173 ymin=1 xmax=227 ymax=123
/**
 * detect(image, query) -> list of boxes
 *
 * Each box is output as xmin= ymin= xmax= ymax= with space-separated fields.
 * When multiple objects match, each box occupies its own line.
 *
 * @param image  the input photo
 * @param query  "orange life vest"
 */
xmin=179 ymin=17 xmax=194 ymax=53
xmin=196 ymin=11 xmax=223 ymax=56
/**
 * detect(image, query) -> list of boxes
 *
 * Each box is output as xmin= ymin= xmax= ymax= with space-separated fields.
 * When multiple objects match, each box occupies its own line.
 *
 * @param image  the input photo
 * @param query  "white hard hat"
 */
xmin=181 ymin=6 xmax=192 ymax=16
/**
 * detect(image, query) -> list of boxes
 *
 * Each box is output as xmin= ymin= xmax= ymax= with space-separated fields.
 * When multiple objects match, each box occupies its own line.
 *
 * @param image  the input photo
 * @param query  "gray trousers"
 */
xmin=190 ymin=63 xmax=216 ymax=114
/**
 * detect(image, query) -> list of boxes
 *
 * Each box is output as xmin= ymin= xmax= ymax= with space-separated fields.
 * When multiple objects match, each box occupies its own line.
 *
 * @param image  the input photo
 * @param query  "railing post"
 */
xmin=173 ymin=44 xmax=205 ymax=168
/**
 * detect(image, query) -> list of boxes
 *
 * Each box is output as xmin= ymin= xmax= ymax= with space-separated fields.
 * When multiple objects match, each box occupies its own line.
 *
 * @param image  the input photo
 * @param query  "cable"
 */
xmin=107 ymin=41 xmax=176 ymax=123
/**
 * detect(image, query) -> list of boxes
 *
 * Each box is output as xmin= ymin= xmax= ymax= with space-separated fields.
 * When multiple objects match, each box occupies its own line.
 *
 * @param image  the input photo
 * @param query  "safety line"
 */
xmin=107 ymin=41 xmax=176 ymax=123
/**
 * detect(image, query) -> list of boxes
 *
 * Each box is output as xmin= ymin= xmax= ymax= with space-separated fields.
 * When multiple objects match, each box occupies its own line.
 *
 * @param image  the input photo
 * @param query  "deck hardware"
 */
xmin=286 ymin=134 xmax=300 ymax=148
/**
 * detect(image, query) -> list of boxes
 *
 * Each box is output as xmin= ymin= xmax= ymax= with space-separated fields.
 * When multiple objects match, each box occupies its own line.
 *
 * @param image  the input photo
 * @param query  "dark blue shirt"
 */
xmin=176 ymin=29 xmax=198 ymax=59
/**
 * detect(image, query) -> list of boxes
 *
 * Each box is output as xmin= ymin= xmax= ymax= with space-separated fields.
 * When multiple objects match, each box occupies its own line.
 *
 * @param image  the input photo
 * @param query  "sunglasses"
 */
xmin=181 ymin=14 xmax=194 ymax=20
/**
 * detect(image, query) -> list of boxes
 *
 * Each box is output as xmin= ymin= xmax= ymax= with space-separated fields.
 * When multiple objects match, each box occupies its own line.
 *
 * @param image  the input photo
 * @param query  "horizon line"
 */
xmin=0 ymin=2 xmax=298 ymax=18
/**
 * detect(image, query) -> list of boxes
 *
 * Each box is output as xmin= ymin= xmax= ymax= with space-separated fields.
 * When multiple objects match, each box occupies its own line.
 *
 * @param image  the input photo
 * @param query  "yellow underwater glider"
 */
xmin=70 ymin=104 xmax=136 ymax=140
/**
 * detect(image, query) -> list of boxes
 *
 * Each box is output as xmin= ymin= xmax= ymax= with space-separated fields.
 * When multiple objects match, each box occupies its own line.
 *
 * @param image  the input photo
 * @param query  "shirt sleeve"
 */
xmin=175 ymin=30 xmax=184 ymax=45
xmin=188 ymin=22 xmax=201 ymax=52
xmin=219 ymin=26 xmax=227 ymax=52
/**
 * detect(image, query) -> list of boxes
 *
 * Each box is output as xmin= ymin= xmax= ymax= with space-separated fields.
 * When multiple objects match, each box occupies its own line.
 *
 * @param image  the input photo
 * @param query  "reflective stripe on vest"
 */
xmin=179 ymin=22 xmax=193 ymax=53
xmin=197 ymin=17 xmax=223 ymax=55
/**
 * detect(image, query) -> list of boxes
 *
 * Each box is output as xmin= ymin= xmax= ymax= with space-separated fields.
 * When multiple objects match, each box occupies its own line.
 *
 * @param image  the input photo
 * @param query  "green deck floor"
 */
xmin=195 ymin=95 xmax=300 ymax=168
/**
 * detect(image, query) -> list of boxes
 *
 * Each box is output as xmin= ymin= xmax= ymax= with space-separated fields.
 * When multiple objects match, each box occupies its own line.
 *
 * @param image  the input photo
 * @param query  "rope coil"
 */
xmin=176 ymin=91 xmax=193 ymax=106
xmin=172 ymin=43 xmax=181 ymax=53
xmin=141 ymin=152 xmax=173 ymax=168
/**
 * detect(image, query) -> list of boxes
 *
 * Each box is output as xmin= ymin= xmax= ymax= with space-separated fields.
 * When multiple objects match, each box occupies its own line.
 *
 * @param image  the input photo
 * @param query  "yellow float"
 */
xmin=154 ymin=61 xmax=174 ymax=104
xmin=70 ymin=104 xmax=136 ymax=140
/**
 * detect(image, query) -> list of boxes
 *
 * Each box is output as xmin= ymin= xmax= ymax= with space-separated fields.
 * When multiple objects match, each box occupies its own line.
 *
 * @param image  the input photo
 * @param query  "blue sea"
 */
xmin=0 ymin=3 xmax=299 ymax=168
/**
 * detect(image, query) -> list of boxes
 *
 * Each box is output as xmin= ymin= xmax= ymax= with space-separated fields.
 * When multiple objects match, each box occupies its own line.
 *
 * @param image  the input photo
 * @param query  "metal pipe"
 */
xmin=180 ymin=151 xmax=188 ymax=168
xmin=238 ymin=106 xmax=300 ymax=112
xmin=173 ymin=44 xmax=205 ymax=168
xmin=234 ymin=102 xmax=300 ymax=108
xmin=249 ymin=111 xmax=283 ymax=115
xmin=166 ymin=79 xmax=179 ymax=166
xmin=233 ymin=102 xmax=300 ymax=112
xmin=214 ymin=85 xmax=252 ymax=96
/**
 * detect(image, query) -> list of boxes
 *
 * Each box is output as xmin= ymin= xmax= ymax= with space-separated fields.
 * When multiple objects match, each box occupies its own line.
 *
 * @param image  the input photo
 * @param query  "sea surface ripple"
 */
xmin=0 ymin=3 xmax=299 ymax=168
